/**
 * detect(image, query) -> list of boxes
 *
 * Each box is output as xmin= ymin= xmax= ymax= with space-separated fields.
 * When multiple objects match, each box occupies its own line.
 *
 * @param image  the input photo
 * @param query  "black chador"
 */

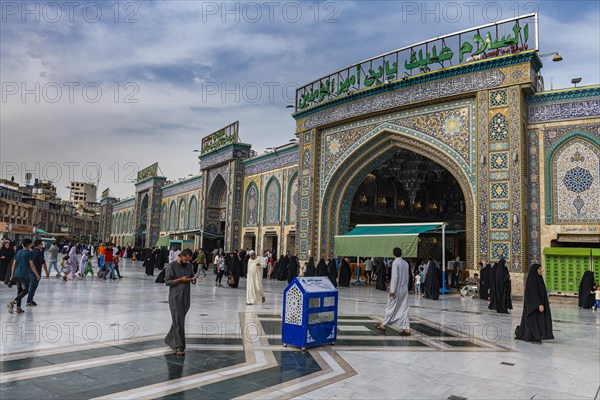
xmin=229 ymin=253 xmax=241 ymax=288
xmin=305 ymin=257 xmax=315 ymax=277
xmin=287 ymin=256 xmax=299 ymax=283
xmin=338 ymin=259 xmax=351 ymax=287
xmin=374 ymin=258 xmax=386 ymax=291
xmin=488 ymin=259 xmax=512 ymax=313
xmin=316 ymin=258 xmax=327 ymax=276
xmin=271 ymin=257 xmax=282 ymax=279
xmin=578 ymin=271 xmax=596 ymax=309
xmin=515 ymin=264 xmax=554 ymax=343
xmin=479 ymin=263 xmax=492 ymax=300
xmin=144 ymin=250 xmax=156 ymax=276
xmin=277 ymin=256 xmax=289 ymax=281
xmin=327 ymin=259 xmax=338 ymax=287
xmin=424 ymin=259 xmax=440 ymax=300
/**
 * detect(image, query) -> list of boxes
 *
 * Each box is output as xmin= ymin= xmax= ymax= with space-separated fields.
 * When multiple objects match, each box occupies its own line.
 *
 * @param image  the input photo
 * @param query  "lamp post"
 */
xmin=538 ymin=51 xmax=563 ymax=62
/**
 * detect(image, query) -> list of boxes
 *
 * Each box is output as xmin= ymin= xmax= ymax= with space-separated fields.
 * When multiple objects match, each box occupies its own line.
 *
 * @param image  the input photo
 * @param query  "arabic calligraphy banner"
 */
xmin=296 ymin=13 xmax=538 ymax=111
xmin=201 ymin=121 xmax=240 ymax=154
xmin=137 ymin=163 xmax=159 ymax=182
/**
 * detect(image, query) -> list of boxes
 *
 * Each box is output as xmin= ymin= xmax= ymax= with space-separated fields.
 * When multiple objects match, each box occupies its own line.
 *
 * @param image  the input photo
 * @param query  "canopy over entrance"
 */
xmin=334 ymin=222 xmax=445 ymax=258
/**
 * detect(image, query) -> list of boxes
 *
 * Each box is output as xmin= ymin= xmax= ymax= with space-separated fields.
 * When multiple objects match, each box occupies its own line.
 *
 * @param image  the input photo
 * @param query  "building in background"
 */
xmin=69 ymin=181 xmax=97 ymax=210
xmin=0 ymin=178 xmax=100 ymax=243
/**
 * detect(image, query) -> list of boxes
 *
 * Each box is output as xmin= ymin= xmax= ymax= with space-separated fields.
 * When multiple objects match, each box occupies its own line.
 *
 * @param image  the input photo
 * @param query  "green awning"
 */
xmin=543 ymin=247 xmax=591 ymax=256
xmin=334 ymin=223 xmax=443 ymax=258
xmin=592 ymin=249 xmax=600 ymax=257
xmin=156 ymin=234 xmax=171 ymax=247
xmin=36 ymin=229 xmax=53 ymax=236
xmin=123 ymin=235 xmax=134 ymax=244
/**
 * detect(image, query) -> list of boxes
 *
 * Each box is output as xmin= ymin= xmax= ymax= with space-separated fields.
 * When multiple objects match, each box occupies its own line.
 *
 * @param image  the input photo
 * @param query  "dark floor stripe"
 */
xmin=157 ymin=351 xmax=322 ymax=400
xmin=1 ymin=337 xmax=242 ymax=373
xmin=0 ymin=350 xmax=247 ymax=399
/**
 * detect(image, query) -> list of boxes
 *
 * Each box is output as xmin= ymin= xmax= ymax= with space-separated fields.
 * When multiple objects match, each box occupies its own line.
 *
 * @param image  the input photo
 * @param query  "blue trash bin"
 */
xmin=282 ymin=277 xmax=338 ymax=350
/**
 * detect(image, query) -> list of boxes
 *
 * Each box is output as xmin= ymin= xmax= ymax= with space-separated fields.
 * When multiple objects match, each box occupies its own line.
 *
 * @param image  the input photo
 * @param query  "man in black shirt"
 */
xmin=27 ymin=240 xmax=48 ymax=306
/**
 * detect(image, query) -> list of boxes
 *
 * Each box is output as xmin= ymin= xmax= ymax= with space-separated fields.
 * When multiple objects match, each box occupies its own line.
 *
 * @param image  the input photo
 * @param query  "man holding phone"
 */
xmin=164 ymin=249 xmax=196 ymax=356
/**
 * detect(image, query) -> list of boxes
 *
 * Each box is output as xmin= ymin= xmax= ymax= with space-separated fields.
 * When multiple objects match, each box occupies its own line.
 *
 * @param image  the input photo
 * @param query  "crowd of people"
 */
xmin=3 ymin=236 xmax=598 ymax=353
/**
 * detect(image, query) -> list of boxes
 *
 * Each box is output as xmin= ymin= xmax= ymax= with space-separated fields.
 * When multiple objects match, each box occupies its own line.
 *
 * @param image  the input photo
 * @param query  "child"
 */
xmin=468 ymin=273 xmax=479 ymax=285
xmin=414 ymin=273 xmax=421 ymax=296
xmin=61 ymin=256 xmax=72 ymax=281
xmin=83 ymin=256 xmax=94 ymax=279
xmin=592 ymin=286 xmax=600 ymax=311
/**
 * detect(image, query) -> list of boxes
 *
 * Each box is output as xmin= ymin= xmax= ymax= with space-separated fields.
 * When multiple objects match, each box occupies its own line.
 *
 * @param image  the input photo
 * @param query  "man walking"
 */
xmin=47 ymin=242 xmax=61 ymax=277
xmin=27 ymin=240 xmax=48 ymax=306
xmin=164 ymin=249 xmax=196 ymax=356
xmin=7 ymin=239 xmax=40 ymax=314
xmin=246 ymin=250 xmax=266 ymax=305
xmin=194 ymin=248 xmax=207 ymax=278
xmin=103 ymin=243 xmax=115 ymax=279
xmin=375 ymin=247 xmax=411 ymax=336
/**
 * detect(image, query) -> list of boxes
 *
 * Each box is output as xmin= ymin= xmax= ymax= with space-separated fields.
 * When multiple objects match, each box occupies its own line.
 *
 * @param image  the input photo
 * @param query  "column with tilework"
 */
xmin=296 ymin=129 xmax=317 ymax=261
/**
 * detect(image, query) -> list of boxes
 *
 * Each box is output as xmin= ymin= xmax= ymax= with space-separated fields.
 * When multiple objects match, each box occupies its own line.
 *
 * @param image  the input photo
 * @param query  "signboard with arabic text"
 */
xmin=296 ymin=13 xmax=538 ymax=111
xmin=137 ymin=163 xmax=159 ymax=182
xmin=201 ymin=121 xmax=239 ymax=154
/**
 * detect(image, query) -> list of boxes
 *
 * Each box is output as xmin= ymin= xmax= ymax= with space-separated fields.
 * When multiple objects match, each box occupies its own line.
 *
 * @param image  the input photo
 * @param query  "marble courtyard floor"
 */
xmin=1 ymin=259 xmax=599 ymax=399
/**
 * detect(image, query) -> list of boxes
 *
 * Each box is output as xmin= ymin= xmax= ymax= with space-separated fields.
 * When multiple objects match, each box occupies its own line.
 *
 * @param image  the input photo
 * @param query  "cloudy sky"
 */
xmin=1 ymin=0 xmax=598 ymax=199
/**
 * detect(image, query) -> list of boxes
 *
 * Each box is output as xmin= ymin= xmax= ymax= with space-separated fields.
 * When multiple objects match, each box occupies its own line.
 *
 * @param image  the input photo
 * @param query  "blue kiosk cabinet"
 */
xmin=282 ymin=277 xmax=338 ymax=350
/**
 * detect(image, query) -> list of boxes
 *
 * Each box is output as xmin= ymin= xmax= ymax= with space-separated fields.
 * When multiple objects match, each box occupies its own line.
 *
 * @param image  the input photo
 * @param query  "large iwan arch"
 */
xmin=319 ymin=127 xmax=476 ymax=268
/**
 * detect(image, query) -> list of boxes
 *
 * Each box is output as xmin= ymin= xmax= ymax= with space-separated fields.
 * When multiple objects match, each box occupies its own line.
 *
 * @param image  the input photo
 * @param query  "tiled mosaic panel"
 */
xmin=490 ymin=113 xmax=509 ymax=141
xmin=245 ymin=184 xmax=258 ymax=226
xmin=491 ymin=182 xmax=509 ymax=199
xmin=552 ymin=138 xmax=600 ymax=223
xmin=264 ymin=178 xmax=281 ymax=225
xmin=288 ymin=174 xmax=299 ymax=224
xmin=491 ymin=212 xmax=509 ymax=229
xmin=491 ymin=242 xmax=510 ymax=259
xmin=490 ymin=153 xmax=508 ymax=170
xmin=490 ymin=201 xmax=509 ymax=211
xmin=508 ymin=86 xmax=523 ymax=271
xmin=489 ymin=89 xmax=508 ymax=108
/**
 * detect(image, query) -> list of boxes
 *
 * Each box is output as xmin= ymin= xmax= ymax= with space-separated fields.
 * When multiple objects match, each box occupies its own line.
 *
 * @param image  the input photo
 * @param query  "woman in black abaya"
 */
xmin=0 ymin=241 xmax=15 ymax=283
xmin=316 ymin=258 xmax=327 ymax=276
xmin=229 ymin=252 xmax=241 ymax=288
xmin=338 ymin=258 xmax=351 ymax=287
xmin=374 ymin=258 xmax=386 ymax=291
xmin=578 ymin=271 xmax=596 ymax=309
xmin=327 ymin=259 xmax=338 ymax=287
xmin=287 ymin=256 xmax=299 ymax=283
xmin=424 ymin=259 xmax=440 ymax=300
xmin=515 ymin=264 xmax=554 ymax=344
xmin=305 ymin=257 xmax=315 ymax=276
xmin=144 ymin=250 xmax=156 ymax=276
xmin=479 ymin=263 xmax=492 ymax=300
xmin=277 ymin=255 xmax=289 ymax=281
xmin=488 ymin=259 xmax=512 ymax=313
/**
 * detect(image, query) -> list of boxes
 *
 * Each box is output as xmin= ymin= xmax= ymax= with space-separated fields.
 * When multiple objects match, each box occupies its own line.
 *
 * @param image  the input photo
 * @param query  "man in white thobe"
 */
xmin=376 ymin=247 xmax=411 ymax=335
xmin=246 ymin=250 xmax=266 ymax=305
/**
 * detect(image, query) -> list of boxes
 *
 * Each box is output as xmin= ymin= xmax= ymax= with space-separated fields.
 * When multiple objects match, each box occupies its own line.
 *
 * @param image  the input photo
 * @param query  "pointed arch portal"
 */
xmin=319 ymin=128 xmax=476 ymax=268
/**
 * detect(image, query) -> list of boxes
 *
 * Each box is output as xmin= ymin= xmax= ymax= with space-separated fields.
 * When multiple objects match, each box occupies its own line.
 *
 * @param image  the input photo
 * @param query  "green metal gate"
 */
xmin=543 ymin=247 xmax=593 ymax=295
